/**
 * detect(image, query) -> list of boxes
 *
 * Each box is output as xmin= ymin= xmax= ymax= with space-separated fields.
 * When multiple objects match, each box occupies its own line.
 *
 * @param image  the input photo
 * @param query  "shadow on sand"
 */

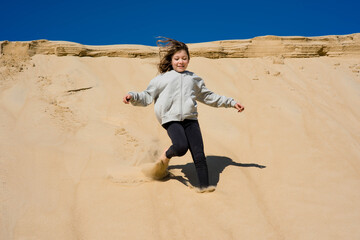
xmin=167 ymin=155 xmax=266 ymax=188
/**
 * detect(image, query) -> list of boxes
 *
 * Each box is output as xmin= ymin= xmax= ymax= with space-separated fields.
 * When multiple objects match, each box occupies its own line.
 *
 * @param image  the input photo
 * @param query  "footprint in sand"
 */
xmin=107 ymin=160 xmax=169 ymax=186
xmin=107 ymin=165 xmax=151 ymax=186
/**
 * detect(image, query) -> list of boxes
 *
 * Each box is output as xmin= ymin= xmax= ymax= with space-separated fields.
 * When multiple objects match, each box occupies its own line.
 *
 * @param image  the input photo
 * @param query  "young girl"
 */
xmin=123 ymin=38 xmax=244 ymax=192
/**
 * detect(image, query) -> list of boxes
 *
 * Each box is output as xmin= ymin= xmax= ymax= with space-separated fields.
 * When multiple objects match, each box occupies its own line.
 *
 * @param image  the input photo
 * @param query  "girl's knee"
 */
xmin=174 ymin=143 xmax=188 ymax=156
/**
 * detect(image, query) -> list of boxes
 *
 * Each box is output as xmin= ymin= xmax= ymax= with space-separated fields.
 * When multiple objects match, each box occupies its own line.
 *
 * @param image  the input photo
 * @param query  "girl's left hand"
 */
xmin=234 ymin=103 xmax=245 ymax=112
xmin=123 ymin=94 xmax=132 ymax=104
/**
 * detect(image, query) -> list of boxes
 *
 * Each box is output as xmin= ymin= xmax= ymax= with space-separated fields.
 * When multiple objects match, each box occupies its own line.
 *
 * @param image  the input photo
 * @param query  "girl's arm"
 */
xmin=123 ymin=77 xmax=159 ymax=107
xmin=196 ymin=77 xmax=244 ymax=112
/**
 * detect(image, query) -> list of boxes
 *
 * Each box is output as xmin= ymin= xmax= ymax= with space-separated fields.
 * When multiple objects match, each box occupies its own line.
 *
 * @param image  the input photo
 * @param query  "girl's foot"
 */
xmin=141 ymin=149 xmax=170 ymax=180
xmin=153 ymin=158 xmax=169 ymax=180
xmin=141 ymin=160 xmax=169 ymax=180
xmin=160 ymin=148 xmax=170 ymax=166
xmin=195 ymin=186 xmax=216 ymax=193
xmin=153 ymin=149 xmax=170 ymax=179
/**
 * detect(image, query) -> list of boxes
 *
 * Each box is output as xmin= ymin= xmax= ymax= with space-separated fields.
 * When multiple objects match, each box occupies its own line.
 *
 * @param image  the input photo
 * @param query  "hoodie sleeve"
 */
xmin=128 ymin=76 xmax=159 ymax=107
xmin=195 ymin=77 xmax=236 ymax=108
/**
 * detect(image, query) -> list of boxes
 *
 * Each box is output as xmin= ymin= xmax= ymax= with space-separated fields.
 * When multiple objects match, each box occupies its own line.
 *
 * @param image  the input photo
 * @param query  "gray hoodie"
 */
xmin=129 ymin=70 xmax=236 ymax=125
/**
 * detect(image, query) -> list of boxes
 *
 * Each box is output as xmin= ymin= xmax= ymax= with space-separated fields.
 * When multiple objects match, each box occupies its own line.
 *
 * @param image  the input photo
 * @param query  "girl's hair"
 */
xmin=156 ymin=37 xmax=190 ymax=73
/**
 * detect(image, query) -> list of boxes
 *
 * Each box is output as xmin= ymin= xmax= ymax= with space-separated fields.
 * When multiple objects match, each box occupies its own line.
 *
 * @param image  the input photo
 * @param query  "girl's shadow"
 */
xmin=167 ymin=155 xmax=266 ymax=188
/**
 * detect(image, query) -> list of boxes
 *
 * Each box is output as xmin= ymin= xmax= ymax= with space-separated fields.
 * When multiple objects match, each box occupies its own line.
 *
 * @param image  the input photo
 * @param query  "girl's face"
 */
xmin=171 ymin=50 xmax=189 ymax=73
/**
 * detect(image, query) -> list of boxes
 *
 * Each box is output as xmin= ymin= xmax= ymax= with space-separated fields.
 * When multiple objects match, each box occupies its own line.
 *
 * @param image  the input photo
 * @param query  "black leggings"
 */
xmin=163 ymin=119 xmax=209 ymax=188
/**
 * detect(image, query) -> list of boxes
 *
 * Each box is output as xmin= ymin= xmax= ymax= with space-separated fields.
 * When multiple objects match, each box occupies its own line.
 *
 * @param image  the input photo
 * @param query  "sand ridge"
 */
xmin=1 ymin=33 xmax=360 ymax=59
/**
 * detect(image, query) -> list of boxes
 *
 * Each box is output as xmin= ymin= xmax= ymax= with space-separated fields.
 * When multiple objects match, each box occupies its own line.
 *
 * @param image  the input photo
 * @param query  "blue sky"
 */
xmin=1 ymin=0 xmax=359 ymax=46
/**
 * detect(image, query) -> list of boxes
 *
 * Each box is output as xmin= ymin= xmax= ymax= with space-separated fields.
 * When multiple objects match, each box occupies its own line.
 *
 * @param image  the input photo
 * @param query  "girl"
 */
xmin=123 ymin=38 xmax=244 ymax=192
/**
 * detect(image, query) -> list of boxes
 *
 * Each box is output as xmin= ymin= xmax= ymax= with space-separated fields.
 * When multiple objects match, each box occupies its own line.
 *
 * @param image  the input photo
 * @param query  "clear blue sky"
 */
xmin=1 ymin=0 xmax=359 ymax=46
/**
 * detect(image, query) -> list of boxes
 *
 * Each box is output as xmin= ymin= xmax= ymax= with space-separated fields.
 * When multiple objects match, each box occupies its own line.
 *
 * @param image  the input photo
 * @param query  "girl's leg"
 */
xmin=143 ymin=121 xmax=188 ymax=180
xmin=164 ymin=122 xmax=189 ymax=159
xmin=183 ymin=120 xmax=210 ymax=189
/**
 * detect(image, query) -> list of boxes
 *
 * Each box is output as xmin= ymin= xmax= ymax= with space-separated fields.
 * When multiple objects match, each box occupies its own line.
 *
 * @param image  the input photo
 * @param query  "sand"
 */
xmin=1 ymin=38 xmax=360 ymax=239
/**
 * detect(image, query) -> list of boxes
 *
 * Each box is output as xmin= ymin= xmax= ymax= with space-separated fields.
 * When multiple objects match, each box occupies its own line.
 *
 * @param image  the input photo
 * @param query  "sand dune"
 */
xmin=1 ymin=35 xmax=360 ymax=239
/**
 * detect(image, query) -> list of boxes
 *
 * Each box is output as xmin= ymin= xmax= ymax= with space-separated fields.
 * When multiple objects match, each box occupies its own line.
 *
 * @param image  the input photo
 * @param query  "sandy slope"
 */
xmin=1 ymin=48 xmax=360 ymax=239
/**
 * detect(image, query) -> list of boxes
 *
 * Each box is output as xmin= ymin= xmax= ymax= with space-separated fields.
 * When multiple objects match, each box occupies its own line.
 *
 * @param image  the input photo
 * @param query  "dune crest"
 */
xmin=1 ymin=33 xmax=360 ymax=59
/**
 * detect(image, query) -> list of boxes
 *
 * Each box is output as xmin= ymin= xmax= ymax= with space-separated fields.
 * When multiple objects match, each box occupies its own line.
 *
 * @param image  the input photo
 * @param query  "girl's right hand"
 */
xmin=123 ymin=94 xmax=132 ymax=104
xmin=234 ymin=102 xmax=245 ymax=112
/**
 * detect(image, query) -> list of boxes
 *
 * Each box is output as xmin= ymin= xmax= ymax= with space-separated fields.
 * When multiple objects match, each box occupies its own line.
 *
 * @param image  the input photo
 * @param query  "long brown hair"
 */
xmin=156 ymin=37 xmax=190 ymax=74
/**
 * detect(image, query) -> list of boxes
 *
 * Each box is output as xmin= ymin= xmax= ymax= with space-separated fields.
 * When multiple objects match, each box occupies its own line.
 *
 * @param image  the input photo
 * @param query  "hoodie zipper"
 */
xmin=180 ymin=73 xmax=183 ymax=121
